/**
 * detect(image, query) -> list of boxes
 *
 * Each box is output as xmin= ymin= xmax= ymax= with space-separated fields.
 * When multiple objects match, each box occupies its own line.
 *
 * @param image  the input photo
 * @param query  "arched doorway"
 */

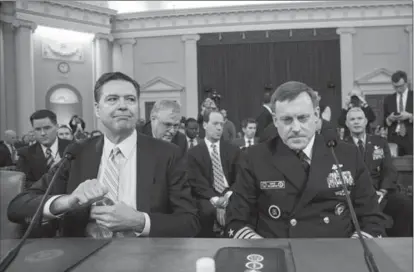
xmin=46 ymin=84 xmax=82 ymax=126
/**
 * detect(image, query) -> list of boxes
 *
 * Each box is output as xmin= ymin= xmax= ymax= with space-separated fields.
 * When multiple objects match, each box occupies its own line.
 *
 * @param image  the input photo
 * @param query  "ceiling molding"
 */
xmin=111 ymin=1 xmax=412 ymax=38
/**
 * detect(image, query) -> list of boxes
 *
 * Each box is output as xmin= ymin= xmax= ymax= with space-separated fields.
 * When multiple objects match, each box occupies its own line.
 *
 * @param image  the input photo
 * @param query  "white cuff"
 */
xmin=225 ymin=191 xmax=233 ymax=199
xmin=134 ymin=212 xmax=151 ymax=237
xmin=43 ymin=195 xmax=64 ymax=219
xmin=210 ymin=196 xmax=219 ymax=206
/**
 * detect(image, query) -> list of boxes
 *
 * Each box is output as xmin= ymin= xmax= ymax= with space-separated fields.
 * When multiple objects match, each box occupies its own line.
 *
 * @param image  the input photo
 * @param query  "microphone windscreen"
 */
xmin=322 ymin=128 xmax=338 ymax=148
xmin=64 ymin=142 xmax=83 ymax=160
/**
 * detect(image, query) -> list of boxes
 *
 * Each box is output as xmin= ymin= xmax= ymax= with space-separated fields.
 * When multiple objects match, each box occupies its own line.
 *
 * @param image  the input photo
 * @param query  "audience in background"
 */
xmin=384 ymin=70 xmax=413 ymax=156
xmin=197 ymin=97 xmax=218 ymax=139
xmin=57 ymin=125 xmax=74 ymax=141
xmin=140 ymin=100 xmax=187 ymax=156
xmin=232 ymin=118 xmax=258 ymax=149
xmin=185 ymin=117 xmax=201 ymax=149
xmin=255 ymin=86 xmax=273 ymax=139
xmin=0 ymin=130 xmax=18 ymax=168
xmin=220 ymin=109 xmax=236 ymax=142
xmin=338 ymin=87 xmax=376 ymax=137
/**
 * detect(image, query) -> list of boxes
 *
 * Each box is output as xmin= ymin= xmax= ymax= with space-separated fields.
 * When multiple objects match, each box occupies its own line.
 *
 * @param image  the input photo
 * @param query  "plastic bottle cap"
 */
xmin=196 ymin=257 xmax=215 ymax=272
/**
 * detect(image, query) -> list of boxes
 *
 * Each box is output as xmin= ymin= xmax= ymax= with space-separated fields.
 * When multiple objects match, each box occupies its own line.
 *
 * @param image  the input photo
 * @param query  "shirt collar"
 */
xmin=41 ymin=138 xmax=58 ymax=156
xmin=263 ymin=104 xmax=273 ymax=114
xmin=302 ymin=135 xmax=315 ymax=160
xmin=352 ymin=133 xmax=366 ymax=146
xmin=103 ymin=130 xmax=137 ymax=157
xmin=398 ymin=88 xmax=408 ymax=98
xmin=244 ymin=136 xmax=253 ymax=143
xmin=204 ymin=138 xmax=220 ymax=149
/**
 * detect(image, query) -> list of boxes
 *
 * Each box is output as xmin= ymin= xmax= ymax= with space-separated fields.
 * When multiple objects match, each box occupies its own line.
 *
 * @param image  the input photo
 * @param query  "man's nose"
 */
xmin=291 ymin=119 xmax=301 ymax=132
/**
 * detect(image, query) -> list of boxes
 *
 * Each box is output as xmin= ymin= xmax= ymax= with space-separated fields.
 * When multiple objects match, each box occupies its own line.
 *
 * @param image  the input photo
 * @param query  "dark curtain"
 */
xmin=197 ymin=39 xmax=341 ymax=132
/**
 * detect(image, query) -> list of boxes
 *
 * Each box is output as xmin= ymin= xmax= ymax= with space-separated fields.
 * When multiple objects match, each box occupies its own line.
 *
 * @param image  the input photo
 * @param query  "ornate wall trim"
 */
xmin=112 ymin=1 xmax=413 ymax=38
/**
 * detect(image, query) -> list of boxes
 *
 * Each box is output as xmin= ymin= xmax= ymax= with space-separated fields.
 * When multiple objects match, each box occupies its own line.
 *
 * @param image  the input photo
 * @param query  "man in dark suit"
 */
xmin=17 ymin=110 xmax=72 ymax=189
xmin=185 ymin=118 xmax=202 ymax=149
xmin=232 ymin=118 xmax=259 ymax=149
xmin=225 ymin=81 xmax=387 ymax=239
xmin=384 ymin=70 xmax=413 ymax=155
xmin=255 ymin=87 xmax=273 ymax=139
xmin=8 ymin=72 xmax=200 ymax=238
xmin=344 ymin=107 xmax=412 ymax=237
xmin=188 ymin=110 xmax=242 ymax=237
xmin=139 ymin=100 xmax=187 ymax=156
xmin=0 ymin=130 xmax=18 ymax=168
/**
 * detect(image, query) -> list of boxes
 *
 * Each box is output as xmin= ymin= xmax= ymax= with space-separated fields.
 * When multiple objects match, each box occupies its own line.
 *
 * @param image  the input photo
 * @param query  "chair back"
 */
xmin=0 ymin=170 xmax=25 ymax=239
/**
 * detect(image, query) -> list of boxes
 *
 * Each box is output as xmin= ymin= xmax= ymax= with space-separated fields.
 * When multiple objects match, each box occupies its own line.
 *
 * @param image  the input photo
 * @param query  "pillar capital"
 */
xmin=94 ymin=33 xmax=114 ymax=42
xmin=117 ymin=38 xmax=136 ymax=46
xmin=11 ymin=19 xmax=37 ymax=33
xmin=181 ymin=34 xmax=200 ymax=43
xmin=336 ymin=27 xmax=356 ymax=36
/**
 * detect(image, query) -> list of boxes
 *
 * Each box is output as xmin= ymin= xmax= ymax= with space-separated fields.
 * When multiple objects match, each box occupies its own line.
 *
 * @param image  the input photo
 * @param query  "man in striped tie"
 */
xmin=188 ymin=110 xmax=242 ymax=237
xmin=8 ymin=72 xmax=200 ymax=238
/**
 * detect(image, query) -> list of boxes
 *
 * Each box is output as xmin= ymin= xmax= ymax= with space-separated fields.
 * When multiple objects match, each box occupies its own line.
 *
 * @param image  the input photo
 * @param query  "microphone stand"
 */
xmin=328 ymin=146 xmax=380 ymax=272
xmin=0 ymin=153 xmax=74 ymax=272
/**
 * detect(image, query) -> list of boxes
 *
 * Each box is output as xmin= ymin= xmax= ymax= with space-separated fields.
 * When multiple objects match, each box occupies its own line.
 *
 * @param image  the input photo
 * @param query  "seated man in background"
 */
xmin=139 ymin=100 xmax=187 ymax=156
xmin=8 ymin=72 xmax=200 ymax=238
xmin=188 ymin=110 xmax=242 ymax=237
xmin=232 ymin=118 xmax=259 ymax=149
xmin=344 ymin=107 xmax=413 ymax=237
xmin=185 ymin=118 xmax=201 ymax=149
xmin=17 ymin=110 xmax=72 ymax=189
xmin=0 ymin=130 xmax=18 ymax=168
xmin=225 ymin=81 xmax=387 ymax=239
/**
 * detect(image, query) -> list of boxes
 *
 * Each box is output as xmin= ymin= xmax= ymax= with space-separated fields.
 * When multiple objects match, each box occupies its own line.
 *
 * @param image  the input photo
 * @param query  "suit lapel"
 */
xmin=136 ymin=133 xmax=154 ymax=213
xmin=270 ymin=139 xmax=306 ymax=191
xmin=220 ymin=142 xmax=230 ymax=181
xmin=292 ymin=135 xmax=332 ymax=214
xmin=406 ymin=90 xmax=413 ymax=113
xmin=57 ymin=138 xmax=65 ymax=158
xmin=33 ymin=143 xmax=48 ymax=173
xmin=364 ymin=137 xmax=374 ymax=165
xmin=199 ymin=141 xmax=213 ymax=183
xmin=81 ymin=136 xmax=103 ymax=181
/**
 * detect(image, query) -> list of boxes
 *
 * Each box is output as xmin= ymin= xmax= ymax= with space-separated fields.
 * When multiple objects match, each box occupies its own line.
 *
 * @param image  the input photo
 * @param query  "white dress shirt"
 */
xmin=352 ymin=134 xmax=367 ymax=147
xmin=244 ymin=137 xmax=254 ymax=148
xmin=187 ymin=136 xmax=198 ymax=148
xmin=263 ymin=104 xmax=273 ymax=114
xmin=40 ymin=138 xmax=61 ymax=163
xmin=301 ymin=135 xmax=315 ymax=164
xmin=44 ymin=130 xmax=150 ymax=236
xmin=396 ymin=88 xmax=408 ymax=112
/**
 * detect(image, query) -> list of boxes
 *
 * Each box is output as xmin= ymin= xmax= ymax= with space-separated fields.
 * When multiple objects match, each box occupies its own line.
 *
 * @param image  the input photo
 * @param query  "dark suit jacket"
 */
xmin=344 ymin=134 xmax=397 ymax=192
xmin=383 ymin=90 xmax=413 ymax=155
xmin=255 ymin=106 xmax=273 ymax=139
xmin=8 ymin=131 xmax=200 ymax=238
xmin=225 ymin=134 xmax=387 ymax=238
xmin=0 ymin=141 xmax=13 ymax=167
xmin=231 ymin=137 xmax=259 ymax=149
xmin=16 ymin=138 xmax=72 ymax=189
xmin=140 ymin=121 xmax=188 ymax=156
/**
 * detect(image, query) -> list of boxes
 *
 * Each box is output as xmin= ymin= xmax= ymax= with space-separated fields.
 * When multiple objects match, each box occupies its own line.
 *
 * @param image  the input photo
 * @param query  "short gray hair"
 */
xmin=270 ymin=81 xmax=319 ymax=112
xmin=150 ymin=100 xmax=181 ymax=118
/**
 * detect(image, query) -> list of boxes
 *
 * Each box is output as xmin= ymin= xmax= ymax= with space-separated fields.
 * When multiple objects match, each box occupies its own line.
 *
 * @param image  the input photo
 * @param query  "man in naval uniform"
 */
xmin=224 ymin=81 xmax=387 ymax=239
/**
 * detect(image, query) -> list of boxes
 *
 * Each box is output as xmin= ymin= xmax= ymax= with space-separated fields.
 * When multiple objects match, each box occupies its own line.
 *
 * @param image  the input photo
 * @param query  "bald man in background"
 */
xmin=0 ymin=130 xmax=18 ymax=168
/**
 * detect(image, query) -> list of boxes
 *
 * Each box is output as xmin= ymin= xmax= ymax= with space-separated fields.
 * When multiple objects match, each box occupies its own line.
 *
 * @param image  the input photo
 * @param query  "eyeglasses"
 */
xmin=161 ymin=121 xmax=180 ymax=130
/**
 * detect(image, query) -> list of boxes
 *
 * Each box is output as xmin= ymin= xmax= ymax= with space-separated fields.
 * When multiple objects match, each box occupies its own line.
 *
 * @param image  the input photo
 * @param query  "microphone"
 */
xmin=323 ymin=129 xmax=380 ymax=272
xmin=0 ymin=143 xmax=81 ymax=272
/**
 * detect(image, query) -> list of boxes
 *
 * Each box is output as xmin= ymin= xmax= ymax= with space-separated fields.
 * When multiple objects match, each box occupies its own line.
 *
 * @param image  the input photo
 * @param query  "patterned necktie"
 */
xmin=297 ymin=150 xmax=310 ymax=176
xmin=357 ymin=139 xmax=365 ymax=158
xmin=211 ymin=144 xmax=227 ymax=193
xmin=189 ymin=139 xmax=194 ymax=149
xmin=102 ymin=147 xmax=124 ymax=202
xmin=45 ymin=148 xmax=54 ymax=169
xmin=398 ymin=94 xmax=406 ymax=137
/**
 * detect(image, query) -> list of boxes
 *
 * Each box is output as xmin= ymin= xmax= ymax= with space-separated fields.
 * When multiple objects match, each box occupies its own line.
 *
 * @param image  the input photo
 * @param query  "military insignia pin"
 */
xmin=335 ymin=203 xmax=345 ymax=215
xmin=268 ymin=205 xmax=281 ymax=219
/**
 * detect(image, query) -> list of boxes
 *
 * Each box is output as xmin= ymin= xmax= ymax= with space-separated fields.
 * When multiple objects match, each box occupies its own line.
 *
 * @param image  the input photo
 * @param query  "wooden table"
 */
xmin=1 ymin=238 xmax=411 ymax=272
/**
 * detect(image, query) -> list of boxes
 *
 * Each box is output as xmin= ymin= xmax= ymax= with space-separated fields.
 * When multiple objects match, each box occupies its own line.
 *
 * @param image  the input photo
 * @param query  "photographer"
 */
xmin=338 ymin=88 xmax=376 ymax=137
